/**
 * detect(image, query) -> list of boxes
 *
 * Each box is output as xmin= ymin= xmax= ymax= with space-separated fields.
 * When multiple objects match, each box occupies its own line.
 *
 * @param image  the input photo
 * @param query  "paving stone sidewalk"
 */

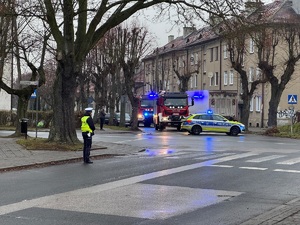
xmin=0 ymin=128 xmax=145 ymax=171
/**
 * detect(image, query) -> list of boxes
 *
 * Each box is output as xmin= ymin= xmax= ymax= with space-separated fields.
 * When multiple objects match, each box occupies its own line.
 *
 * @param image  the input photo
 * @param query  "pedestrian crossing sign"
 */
xmin=288 ymin=94 xmax=297 ymax=104
xmin=31 ymin=89 xmax=37 ymax=99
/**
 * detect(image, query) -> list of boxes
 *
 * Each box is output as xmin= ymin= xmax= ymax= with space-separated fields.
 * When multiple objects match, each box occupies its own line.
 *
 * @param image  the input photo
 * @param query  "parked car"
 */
xmin=104 ymin=112 xmax=131 ymax=127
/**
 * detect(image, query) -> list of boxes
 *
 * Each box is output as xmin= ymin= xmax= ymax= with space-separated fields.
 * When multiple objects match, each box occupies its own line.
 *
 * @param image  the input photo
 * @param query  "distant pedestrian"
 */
xmin=81 ymin=107 xmax=95 ymax=164
xmin=99 ymin=107 xmax=106 ymax=130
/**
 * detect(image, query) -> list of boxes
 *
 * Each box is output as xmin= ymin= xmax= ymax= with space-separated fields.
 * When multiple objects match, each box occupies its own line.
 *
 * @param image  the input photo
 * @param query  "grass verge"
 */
xmin=16 ymin=137 xmax=82 ymax=151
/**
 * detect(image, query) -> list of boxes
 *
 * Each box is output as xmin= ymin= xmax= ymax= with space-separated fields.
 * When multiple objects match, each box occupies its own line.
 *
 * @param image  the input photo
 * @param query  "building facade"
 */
xmin=142 ymin=0 xmax=300 ymax=128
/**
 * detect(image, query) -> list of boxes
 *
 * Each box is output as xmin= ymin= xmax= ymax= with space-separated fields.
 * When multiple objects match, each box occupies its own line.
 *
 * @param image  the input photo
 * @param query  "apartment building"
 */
xmin=142 ymin=0 xmax=300 ymax=127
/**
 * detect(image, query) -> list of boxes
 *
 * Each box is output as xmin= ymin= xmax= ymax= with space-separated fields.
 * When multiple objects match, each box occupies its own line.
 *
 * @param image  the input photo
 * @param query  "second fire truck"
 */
xmin=138 ymin=94 xmax=155 ymax=127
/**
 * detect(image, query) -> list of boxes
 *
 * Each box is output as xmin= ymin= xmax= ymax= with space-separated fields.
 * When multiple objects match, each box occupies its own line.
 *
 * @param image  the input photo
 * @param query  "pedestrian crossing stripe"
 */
xmin=288 ymin=94 xmax=297 ymax=104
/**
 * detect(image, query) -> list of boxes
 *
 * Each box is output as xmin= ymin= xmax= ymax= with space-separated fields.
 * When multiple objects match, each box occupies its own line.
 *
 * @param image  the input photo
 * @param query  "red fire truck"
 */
xmin=138 ymin=95 xmax=155 ymax=127
xmin=153 ymin=91 xmax=194 ymax=131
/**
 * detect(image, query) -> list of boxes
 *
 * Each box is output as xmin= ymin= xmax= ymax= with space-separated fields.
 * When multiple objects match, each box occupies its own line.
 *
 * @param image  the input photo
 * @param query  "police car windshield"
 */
xmin=164 ymin=98 xmax=187 ymax=106
xmin=141 ymin=100 xmax=154 ymax=107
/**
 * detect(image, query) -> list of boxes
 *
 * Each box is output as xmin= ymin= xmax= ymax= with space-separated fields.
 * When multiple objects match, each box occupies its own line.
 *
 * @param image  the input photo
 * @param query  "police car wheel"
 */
xmin=192 ymin=125 xmax=202 ymax=135
xmin=230 ymin=127 xmax=240 ymax=136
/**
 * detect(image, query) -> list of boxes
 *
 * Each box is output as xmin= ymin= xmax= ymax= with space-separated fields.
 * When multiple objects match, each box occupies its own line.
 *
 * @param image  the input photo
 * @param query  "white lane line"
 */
xmin=246 ymin=155 xmax=285 ymax=163
xmin=239 ymin=167 xmax=268 ymax=171
xmin=0 ymin=152 xmax=256 ymax=216
xmin=274 ymin=169 xmax=300 ymax=173
xmin=277 ymin=157 xmax=300 ymax=165
xmin=208 ymin=165 xmax=233 ymax=168
xmin=216 ymin=152 xmax=258 ymax=161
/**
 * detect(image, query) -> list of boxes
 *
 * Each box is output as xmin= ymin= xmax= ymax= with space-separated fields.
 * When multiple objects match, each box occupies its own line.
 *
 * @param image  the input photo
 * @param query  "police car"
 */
xmin=181 ymin=111 xmax=245 ymax=136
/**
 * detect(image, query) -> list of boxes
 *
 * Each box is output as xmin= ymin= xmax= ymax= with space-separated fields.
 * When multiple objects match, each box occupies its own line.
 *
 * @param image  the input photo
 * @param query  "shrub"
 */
xmin=264 ymin=126 xmax=280 ymax=135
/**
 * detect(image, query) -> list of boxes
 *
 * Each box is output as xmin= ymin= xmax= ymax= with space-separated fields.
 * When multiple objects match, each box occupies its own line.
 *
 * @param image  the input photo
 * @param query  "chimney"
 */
xmin=183 ymin=27 xmax=196 ymax=37
xmin=244 ymin=0 xmax=264 ymax=14
xmin=168 ymin=35 xmax=174 ymax=43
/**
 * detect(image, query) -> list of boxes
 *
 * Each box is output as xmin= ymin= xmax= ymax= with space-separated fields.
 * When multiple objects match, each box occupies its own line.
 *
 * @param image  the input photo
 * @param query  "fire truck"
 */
xmin=138 ymin=94 xmax=155 ymax=127
xmin=153 ymin=91 xmax=194 ymax=131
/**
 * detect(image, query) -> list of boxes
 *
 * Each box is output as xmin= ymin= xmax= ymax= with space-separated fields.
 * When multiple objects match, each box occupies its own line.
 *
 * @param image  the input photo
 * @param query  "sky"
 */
xmin=139 ymin=0 xmax=274 ymax=48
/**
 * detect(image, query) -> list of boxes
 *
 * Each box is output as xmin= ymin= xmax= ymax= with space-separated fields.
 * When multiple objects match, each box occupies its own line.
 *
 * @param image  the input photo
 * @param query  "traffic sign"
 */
xmin=20 ymin=80 xmax=39 ymax=86
xmin=288 ymin=94 xmax=297 ymax=104
xmin=31 ymin=89 xmax=37 ymax=99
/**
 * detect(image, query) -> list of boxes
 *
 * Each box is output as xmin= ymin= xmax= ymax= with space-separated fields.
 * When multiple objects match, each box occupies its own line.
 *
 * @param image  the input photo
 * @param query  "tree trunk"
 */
xmin=48 ymin=62 xmax=79 ymax=144
xmin=130 ymin=97 xmax=139 ymax=130
xmin=14 ymin=95 xmax=30 ymax=136
xmin=240 ymin=96 xmax=250 ymax=131
xmin=267 ymin=85 xmax=282 ymax=127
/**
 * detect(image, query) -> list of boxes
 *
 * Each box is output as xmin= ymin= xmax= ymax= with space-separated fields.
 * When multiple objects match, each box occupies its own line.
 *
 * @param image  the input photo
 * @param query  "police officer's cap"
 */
xmin=85 ymin=107 xmax=93 ymax=112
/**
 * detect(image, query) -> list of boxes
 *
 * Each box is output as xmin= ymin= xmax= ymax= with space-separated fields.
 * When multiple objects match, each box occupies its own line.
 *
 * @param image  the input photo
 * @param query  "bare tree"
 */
xmin=255 ymin=23 xmax=300 ymax=127
xmin=0 ymin=1 xmax=47 ymax=135
xmin=209 ymin=1 xmax=300 ymax=129
xmin=222 ymin=28 xmax=268 ymax=130
xmin=118 ymin=25 xmax=152 ymax=130
xmin=172 ymin=51 xmax=199 ymax=92
xmin=0 ymin=0 xmax=243 ymax=144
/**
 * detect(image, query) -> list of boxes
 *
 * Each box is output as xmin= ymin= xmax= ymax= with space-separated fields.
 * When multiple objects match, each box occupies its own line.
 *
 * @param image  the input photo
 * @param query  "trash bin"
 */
xmin=20 ymin=118 xmax=29 ymax=134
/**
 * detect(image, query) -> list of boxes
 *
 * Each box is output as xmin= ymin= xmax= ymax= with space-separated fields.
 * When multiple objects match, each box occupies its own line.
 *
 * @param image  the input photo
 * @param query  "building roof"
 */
xmin=143 ymin=0 xmax=300 ymax=61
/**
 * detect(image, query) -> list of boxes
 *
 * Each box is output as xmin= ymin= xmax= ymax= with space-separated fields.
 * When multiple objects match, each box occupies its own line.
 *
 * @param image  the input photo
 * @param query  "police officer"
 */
xmin=81 ymin=107 xmax=95 ymax=164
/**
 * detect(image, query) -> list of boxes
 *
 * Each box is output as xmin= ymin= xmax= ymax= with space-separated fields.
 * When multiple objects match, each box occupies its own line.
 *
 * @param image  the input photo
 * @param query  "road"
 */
xmin=1 ymin=127 xmax=300 ymax=224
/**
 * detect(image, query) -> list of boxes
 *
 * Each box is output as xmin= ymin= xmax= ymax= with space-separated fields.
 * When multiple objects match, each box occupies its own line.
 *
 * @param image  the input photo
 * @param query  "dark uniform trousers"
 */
xmin=82 ymin=132 xmax=92 ymax=162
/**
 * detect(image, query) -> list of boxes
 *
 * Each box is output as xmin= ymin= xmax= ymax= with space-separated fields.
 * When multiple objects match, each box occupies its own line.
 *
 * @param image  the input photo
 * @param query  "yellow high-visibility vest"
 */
xmin=81 ymin=116 xmax=92 ymax=133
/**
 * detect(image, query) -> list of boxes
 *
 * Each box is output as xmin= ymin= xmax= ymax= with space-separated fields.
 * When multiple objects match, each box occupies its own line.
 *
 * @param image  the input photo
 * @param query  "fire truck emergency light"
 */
xmin=148 ymin=91 xmax=158 ymax=99
xmin=193 ymin=91 xmax=205 ymax=100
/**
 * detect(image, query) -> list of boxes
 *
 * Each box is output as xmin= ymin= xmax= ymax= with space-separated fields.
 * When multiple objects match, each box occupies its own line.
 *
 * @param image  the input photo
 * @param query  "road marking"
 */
xmin=277 ymin=157 xmax=300 ymax=165
xmin=0 ymin=152 xmax=253 ymax=216
xmin=215 ymin=152 xmax=258 ymax=161
xmin=208 ymin=165 xmax=233 ymax=168
xmin=274 ymin=169 xmax=300 ymax=173
xmin=239 ymin=167 xmax=268 ymax=170
xmin=194 ymin=153 xmax=236 ymax=161
xmin=246 ymin=155 xmax=285 ymax=163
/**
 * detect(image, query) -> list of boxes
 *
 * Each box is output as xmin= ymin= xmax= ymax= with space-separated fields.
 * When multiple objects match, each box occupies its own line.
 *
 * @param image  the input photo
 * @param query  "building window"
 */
xmin=249 ymin=67 xmax=254 ymax=82
xmin=203 ymin=60 xmax=206 ymax=73
xmin=250 ymin=97 xmax=254 ymax=112
xmin=194 ymin=74 xmax=198 ymax=88
xmin=215 ymin=72 xmax=219 ymax=86
xmin=195 ymin=53 xmax=199 ymax=64
xmin=241 ymin=54 xmax=245 ymax=67
xmin=229 ymin=70 xmax=234 ymax=84
xmin=190 ymin=75 xmax=193 ymax=88
xmin=215 ymin=47 xmax=218 ymax=61
xmin=250 ymin=38 xmax=255 ymax=53
xmin=256 ymin=96 xmax=261 ymax=112
xmin=223 ymin=45 xmax=228 ymax=59
xmin=224 ymin=71 xmax=228 ymax=85
xmin=210 ymin=75 xmax=214 ymax=86
xmin=210 ymin=48 xmax=214 ymax=62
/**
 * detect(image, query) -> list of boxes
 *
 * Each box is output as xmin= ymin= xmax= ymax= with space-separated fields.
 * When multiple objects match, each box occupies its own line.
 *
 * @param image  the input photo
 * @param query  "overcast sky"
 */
xmin=139 ymin=0 xmax=274 ymax=47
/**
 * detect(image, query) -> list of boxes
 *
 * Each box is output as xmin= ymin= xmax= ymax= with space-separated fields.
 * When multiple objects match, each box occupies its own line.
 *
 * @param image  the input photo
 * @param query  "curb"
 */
xmin=0 ymin=153 xmax=122 ymax=173
xmin=241 ymin=198 xmax=300 ymax=225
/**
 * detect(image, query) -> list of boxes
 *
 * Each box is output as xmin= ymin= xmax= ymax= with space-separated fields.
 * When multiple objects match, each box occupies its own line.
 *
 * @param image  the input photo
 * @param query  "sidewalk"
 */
xmin=1 ymin=127 xmax=300 ymax=225
xmin=0 ymin=128 xmax=144 ymax=172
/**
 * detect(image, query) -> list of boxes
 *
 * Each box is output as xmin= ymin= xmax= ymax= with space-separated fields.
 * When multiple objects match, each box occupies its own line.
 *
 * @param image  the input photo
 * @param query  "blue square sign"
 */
xmin=288 ymin=95 xmax=297 ymax=104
